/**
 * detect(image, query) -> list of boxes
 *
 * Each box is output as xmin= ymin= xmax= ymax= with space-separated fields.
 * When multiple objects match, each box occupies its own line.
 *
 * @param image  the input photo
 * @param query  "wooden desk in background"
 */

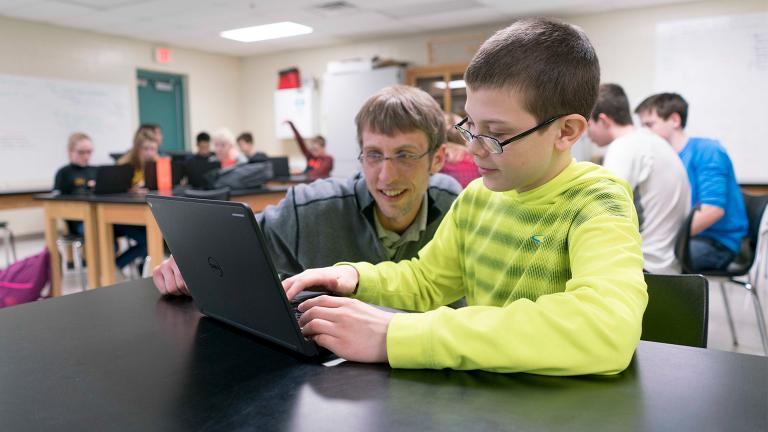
xmin=39 ymin=186 xmax=292 ymax=289
xmin=0 ymin=190 xmax=47 ymax=211
xmin=35 ymin=195 xmax=100 ymax=297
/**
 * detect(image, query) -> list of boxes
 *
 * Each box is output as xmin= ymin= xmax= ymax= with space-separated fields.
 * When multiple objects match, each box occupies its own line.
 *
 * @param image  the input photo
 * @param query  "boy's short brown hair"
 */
xmin=355 ymin=85 xmax=446 ymax=153
xmin=592 ymin=83 xmax=633 ymax=126
xmin=464 ymin=17 xmax=600 ymax=122
xmin=634 ymin=93 xmax=689 ymax=128
xmin=237 ymin=132 xmax=253 ymax=144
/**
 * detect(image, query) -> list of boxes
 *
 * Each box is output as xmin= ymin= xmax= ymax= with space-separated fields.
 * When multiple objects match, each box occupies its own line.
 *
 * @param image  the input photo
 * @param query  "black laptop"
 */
xmin=146 ymin=194 xmax=326 ymax=357
xmin=93 ymin=165 xmax=134 ymax=194
xmin=268 ymin=156 xmax=290 ymax=179
xmin=184 ymin=159 xmax=221 ymax=189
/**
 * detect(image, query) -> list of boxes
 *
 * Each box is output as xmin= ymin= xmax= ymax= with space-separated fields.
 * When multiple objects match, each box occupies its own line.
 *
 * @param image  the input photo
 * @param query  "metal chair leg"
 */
xmin=720 ymin=281 xmax=739 ymax=346
xmin=73 ymin=240 xmax=87 ymax=292
xmin=745 ymin=282 xmax=768 ymax=355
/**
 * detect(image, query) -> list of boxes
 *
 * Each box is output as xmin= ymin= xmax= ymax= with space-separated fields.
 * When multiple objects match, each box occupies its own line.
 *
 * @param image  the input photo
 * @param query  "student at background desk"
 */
xmin=237 ymin=131 xmax=268 ymax=163
xmin=53 ymin=132 xmax=97 ymax=236
xmin=587 ymin=84 xmax=690 ymax=274
xmin=635 ymin=93 xmax=748 ymax=271
xmin=113 ymin=127 xmax=157 ymax=269
xmin=213 ymin=128 xmax=247 ymax=168
xmin=193 ymin=131 xmax=213 ymax=160
xmin=118 ymin=128 xmax=159 ymax=191
xmin=285 ymin=120 xmax=333 ymax=179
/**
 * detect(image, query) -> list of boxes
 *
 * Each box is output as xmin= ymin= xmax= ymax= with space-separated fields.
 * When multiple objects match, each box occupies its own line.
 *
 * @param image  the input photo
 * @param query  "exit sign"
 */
xmin=154 ymin=47 xmax=172 ymax=64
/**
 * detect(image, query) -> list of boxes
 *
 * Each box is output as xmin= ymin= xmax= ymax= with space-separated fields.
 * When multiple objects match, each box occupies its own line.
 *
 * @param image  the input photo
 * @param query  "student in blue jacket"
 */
xmin=636 ymin=93 xmax=747 ymax=271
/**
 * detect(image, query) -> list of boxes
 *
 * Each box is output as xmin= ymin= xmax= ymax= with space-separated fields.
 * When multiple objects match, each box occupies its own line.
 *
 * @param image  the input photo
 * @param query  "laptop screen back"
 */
xmin=147 ymin=195 xmax=305 ymax=351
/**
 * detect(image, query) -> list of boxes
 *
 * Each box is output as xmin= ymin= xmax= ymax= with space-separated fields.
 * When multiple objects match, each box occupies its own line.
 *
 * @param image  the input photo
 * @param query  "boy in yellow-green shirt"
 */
xmin=283 ymin=18 xmax=647 ymax=374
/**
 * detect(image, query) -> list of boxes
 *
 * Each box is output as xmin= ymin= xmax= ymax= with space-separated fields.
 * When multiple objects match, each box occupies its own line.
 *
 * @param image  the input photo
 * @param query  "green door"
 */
xmin=137 ymin=70 xmax=186 ymax=152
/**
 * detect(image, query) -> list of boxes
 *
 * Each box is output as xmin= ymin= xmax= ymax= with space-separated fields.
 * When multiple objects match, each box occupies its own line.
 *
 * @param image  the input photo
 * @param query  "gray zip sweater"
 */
xmin=257 ymin=172 xmax=462 ymax=278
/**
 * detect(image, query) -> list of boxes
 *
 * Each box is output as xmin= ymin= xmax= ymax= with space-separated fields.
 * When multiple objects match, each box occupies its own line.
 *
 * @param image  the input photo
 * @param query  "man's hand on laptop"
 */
xmin=153 ymin=256 xmax=190 ymax=296
xmin=281 ymin=265 xmax=359 ymax=301
xmin=298 ymin=295 xmax=392 ymax=363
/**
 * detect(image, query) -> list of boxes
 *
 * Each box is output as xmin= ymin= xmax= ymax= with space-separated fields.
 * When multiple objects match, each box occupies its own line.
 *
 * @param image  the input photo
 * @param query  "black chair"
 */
xmin=675 ymin=193 xmax=768 ymax=354
xmin=181 ymin=187 xmax=231 ymax=201
xmin=641 ymin=273 xmax=709 ymax=348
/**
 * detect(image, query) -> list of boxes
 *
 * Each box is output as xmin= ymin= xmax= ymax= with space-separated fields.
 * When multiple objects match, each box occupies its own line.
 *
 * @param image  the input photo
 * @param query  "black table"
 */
xmin=1 ymin=279 xmax=766 ymax=431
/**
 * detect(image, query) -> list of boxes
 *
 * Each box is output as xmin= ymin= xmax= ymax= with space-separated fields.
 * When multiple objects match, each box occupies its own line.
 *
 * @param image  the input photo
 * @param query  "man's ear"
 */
xmin=429 ymin=144 xmax=447 ymax=174
xmin=554 ymin=114 xmax=588 ymax=152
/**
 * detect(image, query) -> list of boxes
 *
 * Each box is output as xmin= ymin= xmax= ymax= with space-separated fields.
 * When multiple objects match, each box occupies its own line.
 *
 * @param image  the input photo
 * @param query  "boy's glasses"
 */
xmin=357 ymin=150 xmax=431 ymax=169
xmin=453 ymin=115 xmax=564 ymax=154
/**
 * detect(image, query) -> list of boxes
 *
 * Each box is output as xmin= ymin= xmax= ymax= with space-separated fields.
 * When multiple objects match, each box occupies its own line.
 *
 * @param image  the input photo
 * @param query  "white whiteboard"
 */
xmin=321 ymin=67 xmax=403 ymax=178
xmin=0 ymin=74 xmax=132 ymax=192
xmin=274 ymin=84 xmax=319 ymax=140
xmin=655 ymin=12 xmax=768 ymax=184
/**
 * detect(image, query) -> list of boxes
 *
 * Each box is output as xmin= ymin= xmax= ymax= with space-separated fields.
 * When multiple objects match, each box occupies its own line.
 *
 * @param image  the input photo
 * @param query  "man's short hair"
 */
xmin=196 ymin=132 xmax=210 ymax=143
xmin=355 ymin=85 xmax=446 ymax=153
xmin=591 ymin=83 xmax=633 ymax=126
xmin=237 ymin=132 xmax=253 ymax=144
xmin=464 ymin=18 xmax=600 ymax=122
xmin=634 ymin=93 xmax=688 ymax=128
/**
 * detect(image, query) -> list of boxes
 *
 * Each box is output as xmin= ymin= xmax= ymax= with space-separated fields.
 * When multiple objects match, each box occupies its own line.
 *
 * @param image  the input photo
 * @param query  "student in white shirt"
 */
xmin=588 ymin=83 xmax=690 ymax=274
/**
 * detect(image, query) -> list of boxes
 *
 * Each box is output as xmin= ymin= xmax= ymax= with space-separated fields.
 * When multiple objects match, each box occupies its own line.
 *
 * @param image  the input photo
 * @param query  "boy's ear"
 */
xmin=429 ymin=144 xmax=447 ymax=174
xmin=669 ymin=112 xmax=683 ymax=129
xmin=554 ymin=114 xmax=588 ymax=151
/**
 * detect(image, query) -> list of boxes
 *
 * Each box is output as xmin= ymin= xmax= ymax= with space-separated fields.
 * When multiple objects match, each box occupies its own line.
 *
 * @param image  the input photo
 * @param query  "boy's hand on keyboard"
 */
xmin=298 ymin=295 xmax=392 ymax=363
xmin=282 ymin=265 xmax=359 ymax=301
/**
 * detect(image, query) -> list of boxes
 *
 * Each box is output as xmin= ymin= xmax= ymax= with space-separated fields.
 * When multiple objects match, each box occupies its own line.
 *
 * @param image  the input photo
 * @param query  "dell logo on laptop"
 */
xmin=207 ymin=257 xmax=224 ymax=277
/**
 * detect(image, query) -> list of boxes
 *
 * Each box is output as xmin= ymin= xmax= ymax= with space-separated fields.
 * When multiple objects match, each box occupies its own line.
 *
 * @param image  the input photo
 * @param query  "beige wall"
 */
xmin=3 ymin=0 xmax=766 ymax=236
xmin=241 ymin=0 xmax=767 ymax=159
xmin=0 ymin=15 xmax=243 ymax=235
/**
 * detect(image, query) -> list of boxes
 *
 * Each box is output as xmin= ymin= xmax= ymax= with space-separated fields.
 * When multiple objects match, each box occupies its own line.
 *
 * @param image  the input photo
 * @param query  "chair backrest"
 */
xmin=641 ymin=273 xmax=709 ymax=348
xmin=743 ymin=193 xmax=768 ymax=282
xmin=182 ymin=187 xmax=231 ymax=201
xmin=674 ymin=206 xmax=697 ymax=273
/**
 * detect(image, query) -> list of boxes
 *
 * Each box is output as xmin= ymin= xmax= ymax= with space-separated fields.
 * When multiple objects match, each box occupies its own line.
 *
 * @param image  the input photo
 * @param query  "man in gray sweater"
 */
xmin=153 ymin=85 xmax=462 ymax=295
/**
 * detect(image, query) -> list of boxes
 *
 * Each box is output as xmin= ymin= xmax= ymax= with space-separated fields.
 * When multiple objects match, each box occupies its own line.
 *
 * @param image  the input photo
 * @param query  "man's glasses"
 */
xmin=454 ymin=115 xmax=564 ymax=154
xmin=358 ymin=150 xmax=431 ymax=169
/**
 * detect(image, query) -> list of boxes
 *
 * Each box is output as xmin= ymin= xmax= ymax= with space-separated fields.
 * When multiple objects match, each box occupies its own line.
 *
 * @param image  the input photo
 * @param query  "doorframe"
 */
xmin=136 ymin=69 xmax=190 ymax=152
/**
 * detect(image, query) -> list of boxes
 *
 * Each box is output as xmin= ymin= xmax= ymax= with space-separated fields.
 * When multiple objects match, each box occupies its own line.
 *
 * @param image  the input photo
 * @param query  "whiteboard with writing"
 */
xmin=0 ymin=74 xmax=132 ymax=192
xmin=655 ymin=12 xmax=768 ymax=184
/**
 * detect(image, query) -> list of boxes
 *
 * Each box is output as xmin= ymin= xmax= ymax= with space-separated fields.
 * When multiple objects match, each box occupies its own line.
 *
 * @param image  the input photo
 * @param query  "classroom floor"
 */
xmin=8 ymin=234 xmax=768 ymax=357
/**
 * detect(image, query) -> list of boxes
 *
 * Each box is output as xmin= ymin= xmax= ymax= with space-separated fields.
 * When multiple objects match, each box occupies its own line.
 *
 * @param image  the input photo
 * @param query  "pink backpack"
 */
xmin=0 ymin=249 xmax=50 ymax=308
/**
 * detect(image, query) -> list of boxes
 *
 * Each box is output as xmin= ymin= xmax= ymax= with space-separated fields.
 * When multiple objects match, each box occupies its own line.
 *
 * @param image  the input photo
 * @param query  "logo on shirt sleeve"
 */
xmin=530 ymin=234 xmax=544 ymax=244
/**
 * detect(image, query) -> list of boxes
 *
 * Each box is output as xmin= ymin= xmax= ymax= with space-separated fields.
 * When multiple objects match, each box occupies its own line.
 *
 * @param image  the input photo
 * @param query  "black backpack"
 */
xmin=206 ymin=161 xmax=274 ymax=190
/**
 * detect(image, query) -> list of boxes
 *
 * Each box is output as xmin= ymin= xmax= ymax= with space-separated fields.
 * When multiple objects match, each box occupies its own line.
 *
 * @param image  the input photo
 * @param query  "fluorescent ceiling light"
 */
xmin=433 ymin=80 xmax=466 ymax=90
xmin=220 ymin=22 xmax=313 ymax=42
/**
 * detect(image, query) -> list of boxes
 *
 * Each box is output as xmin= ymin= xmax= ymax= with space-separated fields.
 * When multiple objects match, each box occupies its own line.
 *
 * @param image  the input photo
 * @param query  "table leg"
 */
xmin=43 ymin=209 xmax=61 ymax=297
xmin=83 ymin=205 xmax=100 ymax=289
xmin=97 ymin=207 xmax=116 ymax=287
xmin=146 ymin=213 xmax=164 ymax=276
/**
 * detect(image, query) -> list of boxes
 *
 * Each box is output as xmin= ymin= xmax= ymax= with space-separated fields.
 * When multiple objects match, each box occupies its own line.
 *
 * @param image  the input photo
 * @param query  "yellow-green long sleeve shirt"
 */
xmin=347 ymin=160 xmax=648 ymax=375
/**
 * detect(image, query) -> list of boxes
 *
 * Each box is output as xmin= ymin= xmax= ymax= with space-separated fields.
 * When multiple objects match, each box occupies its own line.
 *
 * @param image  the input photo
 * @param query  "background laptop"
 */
xmin=146 ymin=194 xmax=324 ymax=357
xmin=184 ymin=159 xmax=221 ymax=189
xmin=93 ymin=165 xmax=133 ymax=194
xmin=268 ymin=156 xmax=290 ymax=180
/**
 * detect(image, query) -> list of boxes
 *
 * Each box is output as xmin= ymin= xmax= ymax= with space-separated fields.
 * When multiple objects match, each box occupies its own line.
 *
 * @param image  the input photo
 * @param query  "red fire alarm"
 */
xmin=154 ymin=47 xmax=172 ymax=64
